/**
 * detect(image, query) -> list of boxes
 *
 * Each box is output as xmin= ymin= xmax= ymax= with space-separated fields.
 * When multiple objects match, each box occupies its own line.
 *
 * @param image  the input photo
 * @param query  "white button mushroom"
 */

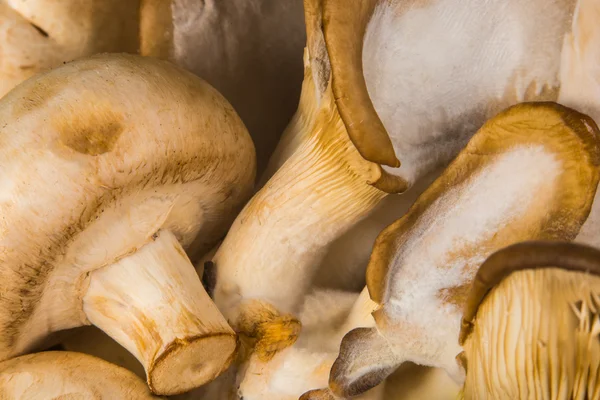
xmin=0 ymin=351 xmax=162 ymax=399
xmin=323 ymin=103 xmax=600 ymax=398
xmin=459 ymin=241 xmax=600 ymax=399
xmin=0 ymin=54 xmax=256 ymax=395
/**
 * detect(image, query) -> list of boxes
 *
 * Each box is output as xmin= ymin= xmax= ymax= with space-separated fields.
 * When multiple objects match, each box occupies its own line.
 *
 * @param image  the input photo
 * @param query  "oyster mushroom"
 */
xmin=459 ymin=241 xmax=600 ymax=399
xmin=0 ymin=54 xmax=256 ymax=395
xmin=212 ymin=0 xmax=597 ymax=352
xmin=322 ymin=102 xmax=600 ymax=398
xmin=0 ymin=351 xmax=161 ymax=399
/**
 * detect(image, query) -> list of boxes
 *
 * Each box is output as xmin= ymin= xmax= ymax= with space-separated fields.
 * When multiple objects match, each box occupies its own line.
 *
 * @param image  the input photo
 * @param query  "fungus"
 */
xmin=326 ymin=102 xmax=600 ymax=397
xmin=0 ymin=54 xmax=256 ymax=395
xmin=459 ymin=241 xmax=600 ymax=399
xmin=211 ymin=0 xmax=589 ymax=356
xmin=0 ymin=352 xmax=161 ymax=399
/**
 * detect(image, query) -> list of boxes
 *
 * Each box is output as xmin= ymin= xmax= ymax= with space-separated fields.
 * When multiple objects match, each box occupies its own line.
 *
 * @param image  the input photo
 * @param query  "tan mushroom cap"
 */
xmin=0 ymin=53 xmax=255 ymax=393
xmin=459 ymin=241 xmax=600 ymax=399
xmin=0 ymin=351 xmax=161 ymax=399
xmin=0 ymin=0 xmax=139 ymax=97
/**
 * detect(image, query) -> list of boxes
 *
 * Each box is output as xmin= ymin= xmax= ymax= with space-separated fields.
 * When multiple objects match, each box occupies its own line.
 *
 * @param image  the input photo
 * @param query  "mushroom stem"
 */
xmin=83 ymin=229 xmax=237 ymax=395
xmin=213 ymin=88 xmax=388 ymax=353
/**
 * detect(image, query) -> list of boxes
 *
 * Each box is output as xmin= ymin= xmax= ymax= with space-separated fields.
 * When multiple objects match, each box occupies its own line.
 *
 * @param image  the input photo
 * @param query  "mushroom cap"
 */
xmin=0 ymin=351 xmax=161 ymax=399
xmin=0 ymin=0 xmax=140 ymax=97
xmin=459 ymin=241 xmax=600 ymax=399
xmin=367 ymin=102 xmax=600 ymax=312
xmin=0 ymin=53 xmax=255 ymax=357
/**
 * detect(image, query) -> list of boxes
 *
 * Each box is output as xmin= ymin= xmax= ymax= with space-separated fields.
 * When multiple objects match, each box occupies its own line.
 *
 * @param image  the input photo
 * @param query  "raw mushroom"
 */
xmin=0 ymin=351 xmax=161 ymax=399
xmin=459 ymin=241 xmax=600 ymax=399
xmin=0 ymin=0 xmax=139 ymax=97
xmin=211 ymin=0 xmax=596 ymax=354
xmin=238 ymin=288 xmax=383 ymax=400
xmin=0 ymin=54 xmax=256 ymax=395
xmin=319 ymin=102 xmax=600 ymax=398
xmin=0 ymin=0 xmax=305 ymax=176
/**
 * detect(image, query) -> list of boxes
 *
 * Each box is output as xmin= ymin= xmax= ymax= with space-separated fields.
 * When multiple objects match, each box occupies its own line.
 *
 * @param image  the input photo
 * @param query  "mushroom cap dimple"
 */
xmin=0 ymin=351 xmax=161 ymax=399
xmin=0 ymin=53 xmax=256 ymax=357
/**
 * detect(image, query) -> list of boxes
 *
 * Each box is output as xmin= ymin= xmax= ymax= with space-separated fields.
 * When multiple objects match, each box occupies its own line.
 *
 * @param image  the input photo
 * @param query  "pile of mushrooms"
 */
xmin=1 ymin=0 xmax=600 ymax=398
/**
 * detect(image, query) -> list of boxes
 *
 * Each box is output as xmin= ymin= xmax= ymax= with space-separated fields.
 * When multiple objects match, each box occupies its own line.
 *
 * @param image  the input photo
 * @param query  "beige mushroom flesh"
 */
xmin=0 ymin=54 xmax=256 ymax=395
xmin=0 ymin=351 xmax=161 ymax=399
xmin=313 ymin=102 xmax=600 ymax=398
xmin=459 ymin=241 xmax=600 ymax=399
xmin=210 ymin=0 xmax=600 ymax=357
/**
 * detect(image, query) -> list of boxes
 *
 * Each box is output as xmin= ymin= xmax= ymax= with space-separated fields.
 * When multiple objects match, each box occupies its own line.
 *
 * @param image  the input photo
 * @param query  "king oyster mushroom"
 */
xmin=0 ymin=53 xmax=256 ymax=395
xmin=211 ymin=0 xmax=600 ymax=355
xmin=308 ymin=102 xmax=600 ymax=398
xmin=0 ymin=351 xmax=161 ymax=399
xmin=0 ymin=0 xmax=305 ymax=175
xmin=459 ymin=241 xmax=600 ymax=399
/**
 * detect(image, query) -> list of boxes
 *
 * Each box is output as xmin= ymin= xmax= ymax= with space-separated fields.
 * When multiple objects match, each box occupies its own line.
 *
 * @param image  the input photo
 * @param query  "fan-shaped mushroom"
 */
xmin=0 ymin=351 xmax=161 ymax=399
xmin=459 ymin=241 xmax=600 ymax=399
xmin=211 ymin=0 xmax=597 ymax=354
xmin=317 ymin=102 xmax=600 ymax=398
xmin=0 ymin=53 xmax=256 ymax=395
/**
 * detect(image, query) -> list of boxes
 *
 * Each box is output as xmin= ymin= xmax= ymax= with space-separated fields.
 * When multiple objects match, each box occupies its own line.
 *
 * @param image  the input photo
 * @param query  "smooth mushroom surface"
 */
xmin=0 ymin=351 xmax=161 ymax=399
xmin=0 ymin=0 xmax=139 ymax=97
xmin=210 ymin=0 xmax=599 ymax=359
xmin=318 ymin=102 xmax=600 ymax=398
xmin=0 ymin=54 xmax=256 ymax=395
xmin=459 ymin=241 xmax=600 ymax=399
xmin=0 ymin=0 xmax=305 ymax=176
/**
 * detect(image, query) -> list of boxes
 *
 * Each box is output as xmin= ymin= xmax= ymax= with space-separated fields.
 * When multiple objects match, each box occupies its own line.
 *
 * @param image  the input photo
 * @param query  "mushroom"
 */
xmin=238 ymin=287 xmax=383 ymax=400
xmin=317 ymin=102 xmax=600 ymax=398
xmin=0 ymin=53 xmax=256 ymax=395
xmin=211 ymin=0 xmax=595 ymax=353
xmin=0 ymin=0 xmax=139 ymax=97
xmin=0 ymin=0 xmax=305 ymax=176
xmin=0 ymin=351 xmax=161 ymax=399
xmin=458 ymin=241 xmax=600 ymax=399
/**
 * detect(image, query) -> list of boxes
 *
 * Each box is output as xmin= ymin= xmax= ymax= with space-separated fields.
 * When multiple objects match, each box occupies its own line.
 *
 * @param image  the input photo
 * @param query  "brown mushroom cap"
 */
xmin=0 ymin=351 xmax=161 ymax=399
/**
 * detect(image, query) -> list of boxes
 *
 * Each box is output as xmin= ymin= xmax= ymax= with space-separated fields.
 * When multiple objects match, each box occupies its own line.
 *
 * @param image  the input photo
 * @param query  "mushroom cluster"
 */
xmin=0 ymin=0 xmax=600 ymax=399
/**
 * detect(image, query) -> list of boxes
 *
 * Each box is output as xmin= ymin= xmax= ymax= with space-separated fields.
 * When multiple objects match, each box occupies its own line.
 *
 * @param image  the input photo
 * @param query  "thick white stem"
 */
xmin=83 ymin=230 xmax=236 ymax=396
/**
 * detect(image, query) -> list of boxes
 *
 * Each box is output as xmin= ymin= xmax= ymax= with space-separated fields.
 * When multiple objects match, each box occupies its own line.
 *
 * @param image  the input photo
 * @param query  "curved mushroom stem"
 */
xmin=213 ymin=86 xmax=388 ymax=355
xmin=83 ymin=230 xmax=237 ymax=395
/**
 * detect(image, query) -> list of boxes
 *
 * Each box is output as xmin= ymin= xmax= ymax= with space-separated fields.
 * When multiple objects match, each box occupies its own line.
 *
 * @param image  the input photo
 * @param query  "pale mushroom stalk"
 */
xmin=212 ymin=0 xmax=407 ymax=356
xmin=0 ymin=352 xmax=162 ymax=399
xmin=324 ymin=103 xmax=600 ymax=398
xmin=0 ymin=54 xmax=256 ymax=395
xmin=459 ymin=241 xmax=600 ymax=399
